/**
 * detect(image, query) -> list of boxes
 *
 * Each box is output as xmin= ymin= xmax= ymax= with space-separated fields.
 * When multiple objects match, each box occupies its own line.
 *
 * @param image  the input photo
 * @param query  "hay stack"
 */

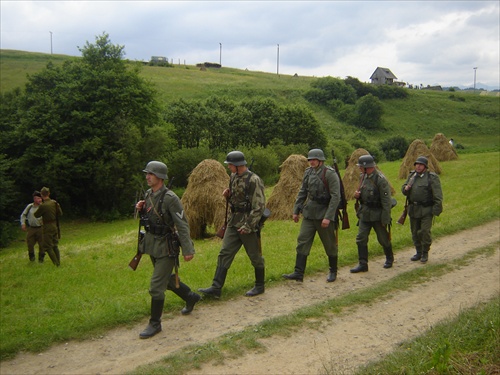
xmin=430 ymin=133 xmax=458 ymax=161
xmin=343 ymin=148 xmax=396 ymax=200
xmin=267 ymin=154 xmax=309 ymax=220
xmin=181 ymin=159 xmax=229 ymax=239
xmin=399 ymin=139 xmax=442 ymax=179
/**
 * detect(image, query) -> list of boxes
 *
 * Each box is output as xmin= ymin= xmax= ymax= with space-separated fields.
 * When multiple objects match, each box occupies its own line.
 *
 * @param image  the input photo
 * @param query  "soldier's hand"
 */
xmin=293 ymin=214 xmax=299 ymax=223
xmin=354 ymin=190 xmax=361 ymax=199
xmin=223 ymin=188 xmax=231 ymax=198
xmin=321 ymin=219 xmax=330 ymax=228
xmin=21 ymin=224 xmax=27 ymax=232
xmin=136 ymin=200 xmax=145 ymax=210
xmin=184 ymin=255 xmax=194 ymax=262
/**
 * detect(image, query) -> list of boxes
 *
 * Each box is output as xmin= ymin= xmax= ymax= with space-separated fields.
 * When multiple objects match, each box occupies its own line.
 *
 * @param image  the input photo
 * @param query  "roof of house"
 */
xmin=370 ymin=67 xmax=397 ymax=80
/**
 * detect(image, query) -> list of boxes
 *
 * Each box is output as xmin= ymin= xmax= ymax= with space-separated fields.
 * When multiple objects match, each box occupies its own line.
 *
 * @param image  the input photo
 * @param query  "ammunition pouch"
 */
xmin=166 ymin=231 xmax=181 ymax=258
xmin=310 ymin=193 xmax=331 ymax=205
xmin=410 ymin=201 xmax=433 ymax=207
xmin=363 ymin=201 xmax=382 ymax=208
xmin=230 ymin=205 xmax=251 ymax=213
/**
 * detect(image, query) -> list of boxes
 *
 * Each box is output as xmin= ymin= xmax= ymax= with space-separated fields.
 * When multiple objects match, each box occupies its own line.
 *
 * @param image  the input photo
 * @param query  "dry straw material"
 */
xmin=181 ymin=159 xmax=229 ymax=239
xmin=399 ymin=139 xmax=442 ymax=179
xmin=430 ymin=133 xmax=458 ymax=162
xmin=267 ymin=154 xmax=309 ymax=220
xmin=343 ymin=148 xmax=396 ymax=201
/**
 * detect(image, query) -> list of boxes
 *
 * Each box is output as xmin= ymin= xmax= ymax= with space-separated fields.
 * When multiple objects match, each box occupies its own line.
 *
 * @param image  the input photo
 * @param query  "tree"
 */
xmin=9 ymin=33 xmax=165 ymax=217
xmin=353 ymin=94 xmax=384 ymax=129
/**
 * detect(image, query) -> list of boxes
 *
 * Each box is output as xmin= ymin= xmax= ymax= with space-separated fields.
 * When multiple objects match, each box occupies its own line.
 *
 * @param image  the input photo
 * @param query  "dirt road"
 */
xmin=1 ymin=220 xmax=499 ymax=375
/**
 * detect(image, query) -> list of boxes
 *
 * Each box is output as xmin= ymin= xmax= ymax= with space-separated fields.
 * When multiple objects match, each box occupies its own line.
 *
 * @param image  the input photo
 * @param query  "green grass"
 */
xmin=1 ymin=152 xmax=499 ymax=360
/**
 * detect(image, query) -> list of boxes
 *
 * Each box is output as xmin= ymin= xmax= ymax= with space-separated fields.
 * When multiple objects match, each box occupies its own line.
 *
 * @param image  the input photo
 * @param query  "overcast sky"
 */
xmin=1 ymin=1 xmax=499 ymax=89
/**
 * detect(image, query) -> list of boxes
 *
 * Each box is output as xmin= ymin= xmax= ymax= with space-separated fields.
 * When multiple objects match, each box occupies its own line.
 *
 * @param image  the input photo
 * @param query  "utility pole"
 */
xmin=219 ymin=43 xmax=222 ymax=66
xmin=277 ymin=44 xmax=279 ymax=76
xmin=473 ymin=67 xmax=477 ymax=92
xmin=49 ymin=31 xmax=53 ymax=54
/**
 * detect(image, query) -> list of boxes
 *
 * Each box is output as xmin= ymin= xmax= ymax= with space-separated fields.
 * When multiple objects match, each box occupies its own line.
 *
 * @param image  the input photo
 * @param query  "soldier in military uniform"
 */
xmin=199 ymin=151 xmax=266 ymax=298
xmin=402 ymin=156 xmax=443 ymax=263
xmin=351 ymin=155 xmax=393 ymax=273
xmin=20 ymin=191 xmax=44 ymax=262
xmin=34 ymin=187 xmax=62 ymax=266
xmin=135 ymin=161 xmax=200 ymax=339
xmin=283 ymin=148 xmax=341 ymax=283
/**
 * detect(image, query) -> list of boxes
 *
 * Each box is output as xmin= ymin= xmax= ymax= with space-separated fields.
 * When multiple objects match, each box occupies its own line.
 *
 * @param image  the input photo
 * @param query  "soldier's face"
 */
xmin=415 ymin=163 xmax=426 ymax=173
xmin=146 ymin=172 xmax=162 ymax=190
xmin=308 ymin=159 xmax=320 ymax=168
xmin=227 ymin=164 xmax=237 ymax=173
xmin=33 ymin=196 xmax=42 ymax=205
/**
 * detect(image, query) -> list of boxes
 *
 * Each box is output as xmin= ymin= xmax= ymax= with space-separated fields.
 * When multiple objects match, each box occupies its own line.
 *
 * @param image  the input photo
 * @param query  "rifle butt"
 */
xmin=128 ymin=252 xmax=142 ymax=271
xmin=215 ymin=225 xmax=226 ymax=239
xmin=396 ymin=210 xmax=407 ymax=225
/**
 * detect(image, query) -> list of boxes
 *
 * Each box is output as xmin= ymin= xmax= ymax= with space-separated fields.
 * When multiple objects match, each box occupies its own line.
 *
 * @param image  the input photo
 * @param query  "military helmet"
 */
xmin=357 ymin=154 xmax=376 ymax=168
xmin=224 ymin=151 xmax=247 ymax=166
xmin=143 ymin=161 xmax=168 ymax=180
xmin=414 ymin=156 xmax=428 ymax=168
xmin=307 ymin=148 xmax=326 ymax=161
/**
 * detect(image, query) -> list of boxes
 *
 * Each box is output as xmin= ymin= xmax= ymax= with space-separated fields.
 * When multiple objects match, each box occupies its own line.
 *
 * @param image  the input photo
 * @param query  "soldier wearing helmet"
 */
xmin=402 ymin=156 xmax=443 ymax=263
xmin=351 ymin=154 xmax=394 ymax=273
xmin=135 ymin=161 xmax=200 ymax=339
xmin=199 ymin=151 xmax=266 ymax=298
xmin=34 ymin=187 xmax=63 ymax=266
xmin=283 ymin=148 xmax=341 ymax=283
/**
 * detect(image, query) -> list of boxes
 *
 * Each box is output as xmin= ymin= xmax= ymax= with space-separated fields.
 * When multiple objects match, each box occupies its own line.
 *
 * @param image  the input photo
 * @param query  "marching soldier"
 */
xmin=402 ymin=156 xmax=443 ymax=263
xmin=34 ymin=187 xmax=62 ymax=266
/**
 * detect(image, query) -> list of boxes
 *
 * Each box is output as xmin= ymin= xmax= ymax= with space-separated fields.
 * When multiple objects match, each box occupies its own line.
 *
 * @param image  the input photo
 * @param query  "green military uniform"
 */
xmin=293 ymin=164 xmax=340 ymax=257
xmin=34 ymin=197 xmax=62 ymax=266
xmin=402 ymin=169 xmax=443 ymax=260
xmin=353 ymin=169 xmax=393 ymax=271
xmin=141 ymin=185 xmax=196 ymax=301
xmin=20 ymin=202 xmax=44 ymax=262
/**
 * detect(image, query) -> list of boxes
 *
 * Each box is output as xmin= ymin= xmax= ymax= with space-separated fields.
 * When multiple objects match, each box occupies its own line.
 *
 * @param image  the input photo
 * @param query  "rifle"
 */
xmin=354 ymin=172 xmax=366 ymax=213
xmin=216 ymin=174 xmax=232 ymax=239
xmin=128 ymin=222 xmax=145 ymax=271
xmin=332 ymin=150 xmax=350 ymax=230
xmin=397 ymin=172 xmax=416 ymax=225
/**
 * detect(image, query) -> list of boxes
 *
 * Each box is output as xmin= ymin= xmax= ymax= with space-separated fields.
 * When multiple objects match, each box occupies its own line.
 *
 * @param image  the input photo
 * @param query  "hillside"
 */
xmin=1 ymin=49 xmax=499 ymax=153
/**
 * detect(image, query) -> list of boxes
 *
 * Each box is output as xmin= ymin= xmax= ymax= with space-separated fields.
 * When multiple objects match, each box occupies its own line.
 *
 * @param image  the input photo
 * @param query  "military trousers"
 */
xmin=40 ymin=224 xmax=59 ymax=265
xmin=296 ymin=218 xmax=338 ymax=257
xmin=355 ymin=220 xmax=391 ymax=249
xmin=27 ymin=226 xmax=43 ymax=256
xmin=409 ymin=215 xmax=433 ymax=249
xmin=217 ymin=226 xmax=264 ymax=270
xmin=149 ymin=255 xmax=178 ymax=300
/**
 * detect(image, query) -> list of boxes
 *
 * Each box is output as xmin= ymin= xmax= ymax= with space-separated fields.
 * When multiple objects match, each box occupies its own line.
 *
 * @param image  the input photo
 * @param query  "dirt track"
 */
xmin=1 ymin=220 xmax=499 ymax=375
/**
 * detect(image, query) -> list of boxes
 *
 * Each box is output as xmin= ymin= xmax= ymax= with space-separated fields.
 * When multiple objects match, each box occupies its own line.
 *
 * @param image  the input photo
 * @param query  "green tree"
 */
xmin=9 ymin=33 xmax=165 ymax=217
xmin=304 ymin=76 xmax=357 ymax=105
xmin=353 ymin=94 xmax=384 ymax=129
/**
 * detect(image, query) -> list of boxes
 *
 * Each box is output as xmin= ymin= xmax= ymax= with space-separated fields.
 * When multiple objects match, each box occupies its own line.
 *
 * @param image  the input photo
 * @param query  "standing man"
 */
xmin=283 ymin=148 xmax=341 ymax=283
xmin=351 ymin=155 xmax=394 ymax=273
xmin=34 ymin=187 xmax=62 ymax=266
xmin=135 ymin=161 xmax=200 ymax=339
xmin=20 ymin=191 xmax=44 ymax=262
xmin=402 ymin=156 xmax=443 ymax=263
xmin=199 ymin=151 xmax=266 ymax=298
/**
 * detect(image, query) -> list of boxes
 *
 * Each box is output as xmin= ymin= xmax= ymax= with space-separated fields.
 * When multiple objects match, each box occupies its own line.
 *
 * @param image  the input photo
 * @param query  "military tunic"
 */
xmin=140 ymin=185 xmax=195 ymax=300
xmin=217 ymin=170 xmax=266 ymax=270
xmin=355 ymin=170 xmax=392 ymax=252
xmin=34 ymin=199 xmax=62 ymax=266
xmin=293 ymin=165 xmax=341 ymax=257
xmin=402 ymin=170 xmax=443 ymax=249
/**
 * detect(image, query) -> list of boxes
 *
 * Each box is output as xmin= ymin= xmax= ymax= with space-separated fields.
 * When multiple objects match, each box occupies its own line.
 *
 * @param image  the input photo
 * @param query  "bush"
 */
xmin=353 ymin=94 xmax=384 ymax=129
xmin=239 ymin=146 xmax=280 ymax=185
xmin=380 ymin=135 xmax=409 ymax=161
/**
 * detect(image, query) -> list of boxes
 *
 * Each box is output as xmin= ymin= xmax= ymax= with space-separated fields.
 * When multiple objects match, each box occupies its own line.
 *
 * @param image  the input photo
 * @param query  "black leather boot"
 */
xmin=350 ymin=246 xmax=369 ymax=273
xmin=383 ymin=246 xmax=394 ymax=269
xmin=198 ymin=266 xmax=228 ymax=299
xmin=411 ymin=246 xmax=422 ymax=261
xmin=29 ymin=252 xmax=35 ymax=262
xmin=38 ymin=253 xmax=45 ymax=263
xmin=168 ymin=277 xmax=201 ymax=315
xmin=421 ymin=245 xmax=430 ymax=263
xmin=283 ymin=254 xmax=307 ymax=282
xmin=54 ymin=247 xmax=61 ymax=264
xmin=327 ymin=256 xmax=338 ymax=282
xmin=246 ymin=267 xmax=265 ymax=296
xmin=139 ymin=298 xmax=164 ymax=339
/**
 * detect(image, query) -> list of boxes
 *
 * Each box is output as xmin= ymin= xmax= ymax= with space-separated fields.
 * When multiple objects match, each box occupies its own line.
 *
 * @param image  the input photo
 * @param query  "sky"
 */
xmin=1 ymin=1 xmax=499 ymax=89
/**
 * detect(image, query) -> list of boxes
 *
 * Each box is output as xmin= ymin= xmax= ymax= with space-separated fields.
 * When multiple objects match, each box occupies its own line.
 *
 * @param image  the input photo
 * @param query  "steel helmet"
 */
xmin=414 ymin=156 xmax=428 ymax=168
xmin=357 ymin=154 xmax=376 ymax=168
xmin=307 ymin=148 xmax=326 ymax=161
xmin=224 ymin=151 xmax=247 ymax=166
xmin=143 ymin=161 xmax=168 ymax=180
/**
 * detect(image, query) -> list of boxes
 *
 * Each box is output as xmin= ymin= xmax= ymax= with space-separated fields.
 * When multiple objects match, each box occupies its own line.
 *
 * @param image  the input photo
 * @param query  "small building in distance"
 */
xmin=370 ymin=67 xmax=398 ymax=85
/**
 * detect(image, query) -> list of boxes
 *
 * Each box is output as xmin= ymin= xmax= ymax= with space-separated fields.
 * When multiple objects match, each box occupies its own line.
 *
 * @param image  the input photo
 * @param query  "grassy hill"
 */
xmin=1 ymin=49 xmax=499 ymax=153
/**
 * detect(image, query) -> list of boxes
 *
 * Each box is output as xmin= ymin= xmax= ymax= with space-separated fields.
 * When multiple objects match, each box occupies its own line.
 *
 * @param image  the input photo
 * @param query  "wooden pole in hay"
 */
xmin=343 ymin=148 xmax=396 ymax=201
xmin=181 ymin=159 xmax=229 ymax=239
xmin=399 ymin=139 xmax=442 ymax=179
xmin=430 ymin=133 xmax=458 ymax=161
xmin=267 ymin=154 xmax=309 ymax=220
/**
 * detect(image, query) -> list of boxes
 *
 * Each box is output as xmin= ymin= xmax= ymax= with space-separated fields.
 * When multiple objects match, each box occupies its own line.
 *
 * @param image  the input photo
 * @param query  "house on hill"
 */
xmin=370 ymin=67 xmax=397 ymax=85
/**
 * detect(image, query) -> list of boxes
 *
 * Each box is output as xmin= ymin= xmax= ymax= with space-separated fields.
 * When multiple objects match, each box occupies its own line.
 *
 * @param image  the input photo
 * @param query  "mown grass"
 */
xmin=0 ymin=152 xmax=499 ymax=361
xmin=130 ymin=245 xmax=499 ymax=375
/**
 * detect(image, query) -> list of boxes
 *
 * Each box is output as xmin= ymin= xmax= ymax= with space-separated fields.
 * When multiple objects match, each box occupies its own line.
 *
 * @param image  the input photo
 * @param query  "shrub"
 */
xmin=380 ymin=135 xmax=409 ymax=161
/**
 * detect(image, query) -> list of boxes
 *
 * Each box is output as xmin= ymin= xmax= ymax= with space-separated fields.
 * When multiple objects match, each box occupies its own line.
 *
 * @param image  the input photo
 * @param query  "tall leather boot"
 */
xmin=54 ymin=247 xmax=61 ymax=266
xmin=411 ymin=246 xmax=422 ymax=261
xmin=139 ymin=298 xmax=164 ymax=339
xmin=168 ymin=277 xmax=201 ymax=315
xmin=46 ymin=248 xmax=59 ymax=267
xmin=421 ymin=245 xmax=430 ymax=263
xmin=38 ymin=252 xmax=45 ymax=263
xmin=327 ymin=256 xmax=338 ymax=282
xmin=198 ymin=266 xmax=228 ymax=299
xmin=383 ymin=246 xmax=394 ymax=269
xmin=29 ymin=252 xmax=35 ymax=262
xmin=282 ymin=254 xmax=308 ymax=282
xmin=350 ymin=245 xmax=369 ymax=273
xmin=246 ymin=267 xmax=265 ymax=296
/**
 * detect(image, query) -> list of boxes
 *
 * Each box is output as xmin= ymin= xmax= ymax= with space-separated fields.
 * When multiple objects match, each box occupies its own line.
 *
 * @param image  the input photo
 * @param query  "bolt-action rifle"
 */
xmin=354 ymin=172 xmax=367 ymax=213
xmin=397 ymin=172 xmax=417 ymax=225
xmin=332 ymin=150 xmax=350 ymax=230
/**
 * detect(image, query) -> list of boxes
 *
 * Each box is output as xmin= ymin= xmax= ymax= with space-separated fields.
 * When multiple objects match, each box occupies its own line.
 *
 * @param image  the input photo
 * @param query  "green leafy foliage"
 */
xmin=353 ymin=93 xmax=384 ymax=129
xmin=380 ymin=135 xmax=410 ymax=161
